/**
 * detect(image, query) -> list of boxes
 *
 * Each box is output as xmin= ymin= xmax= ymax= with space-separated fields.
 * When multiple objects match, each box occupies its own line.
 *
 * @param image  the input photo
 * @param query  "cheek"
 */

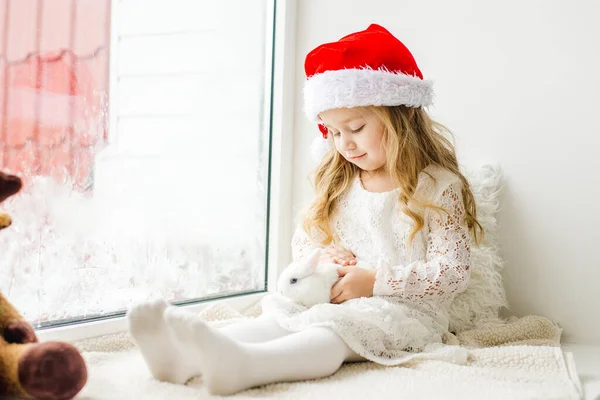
xmin=363 ymin=135 xmax=383 ymax=155
xmin=366 ymin=138 xmax=387 ymax=165
xmin=333 ymin=138 xmax=344 ymax=153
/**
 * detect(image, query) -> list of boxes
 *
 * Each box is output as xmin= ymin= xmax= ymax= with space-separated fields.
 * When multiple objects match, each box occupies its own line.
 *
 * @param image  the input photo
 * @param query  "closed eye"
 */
xmin=350 ymin=125 xmax=365 ymax=133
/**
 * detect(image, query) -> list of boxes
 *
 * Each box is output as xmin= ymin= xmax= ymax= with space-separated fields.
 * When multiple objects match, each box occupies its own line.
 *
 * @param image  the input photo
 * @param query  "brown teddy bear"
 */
xmin=0 ymin=171 xmax=88 ymax=399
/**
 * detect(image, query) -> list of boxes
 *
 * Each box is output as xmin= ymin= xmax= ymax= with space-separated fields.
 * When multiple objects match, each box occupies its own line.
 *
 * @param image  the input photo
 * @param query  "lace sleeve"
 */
xmin=372 ymin=180 xmax=472 ymax=306
xmin=291 ymin=224 xmax=323 ymax=263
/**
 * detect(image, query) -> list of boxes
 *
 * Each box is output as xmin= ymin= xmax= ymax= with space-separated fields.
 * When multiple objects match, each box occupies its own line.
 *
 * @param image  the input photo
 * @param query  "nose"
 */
xmin=339 ymin=133 xmax=356 ymax=152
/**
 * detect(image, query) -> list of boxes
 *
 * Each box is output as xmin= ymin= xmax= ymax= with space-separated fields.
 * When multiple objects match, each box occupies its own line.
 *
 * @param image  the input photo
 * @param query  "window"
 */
xmin=0 ymin=0 xmax=277 ymax=328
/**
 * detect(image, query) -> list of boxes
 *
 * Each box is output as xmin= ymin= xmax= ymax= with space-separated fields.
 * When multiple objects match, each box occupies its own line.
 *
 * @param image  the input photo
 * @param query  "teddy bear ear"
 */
xmin=3 ymin=321 xmax=38 ymax=344
xmin=0 ymin=171 xmax=22 ymax=203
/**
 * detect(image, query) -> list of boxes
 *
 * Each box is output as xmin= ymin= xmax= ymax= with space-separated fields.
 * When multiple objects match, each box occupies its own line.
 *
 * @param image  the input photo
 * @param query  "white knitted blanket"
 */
xmin=73 ymin=304 xmax=583 ymax=400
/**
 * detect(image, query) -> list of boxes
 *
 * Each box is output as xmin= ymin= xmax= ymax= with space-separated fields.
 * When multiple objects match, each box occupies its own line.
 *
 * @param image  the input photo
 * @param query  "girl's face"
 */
xmin=319 ymin=108 xmax=386 ymax=172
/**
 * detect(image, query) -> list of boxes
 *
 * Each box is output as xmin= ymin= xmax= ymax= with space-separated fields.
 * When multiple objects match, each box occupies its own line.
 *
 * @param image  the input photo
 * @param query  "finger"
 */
xmin=338 ymin=256 xmax=355 ymax=265
xmin=330 ymin=284 xmax=343 ymax=300
xmin=331 ymin=290 xmax=345 ymax=304
xmin=337 ymin=267 xmax=350 ymax=277
xmin=332 ymin=292 xmax=348 ymax=304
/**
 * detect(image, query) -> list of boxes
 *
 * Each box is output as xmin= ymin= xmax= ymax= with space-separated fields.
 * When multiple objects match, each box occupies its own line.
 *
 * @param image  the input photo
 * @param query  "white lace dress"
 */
xmin=261 ymin=165 xmax=472 ymax=365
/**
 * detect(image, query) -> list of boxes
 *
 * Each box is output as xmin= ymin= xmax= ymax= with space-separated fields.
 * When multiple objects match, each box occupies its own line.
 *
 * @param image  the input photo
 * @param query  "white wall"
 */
xmin=291 ymin=0 xmax=600 ymax=345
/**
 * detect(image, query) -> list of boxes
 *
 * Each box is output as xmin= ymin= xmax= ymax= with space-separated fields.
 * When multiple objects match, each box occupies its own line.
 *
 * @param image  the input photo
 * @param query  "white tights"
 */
xmin=127 ymin=299 xmax=362 ymax=396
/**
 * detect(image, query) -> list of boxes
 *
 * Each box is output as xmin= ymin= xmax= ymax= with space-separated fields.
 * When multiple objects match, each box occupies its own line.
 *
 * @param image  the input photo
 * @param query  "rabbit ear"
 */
xmin=307 ymin=248 xmax=321 ymax=262
xmin=304 ymin=248 xmax=321 ymax=273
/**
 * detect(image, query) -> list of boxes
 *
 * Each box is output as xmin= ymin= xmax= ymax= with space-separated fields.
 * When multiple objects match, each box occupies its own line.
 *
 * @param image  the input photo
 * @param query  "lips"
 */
xmin=349 ymin=153 xmax=366 ymax=160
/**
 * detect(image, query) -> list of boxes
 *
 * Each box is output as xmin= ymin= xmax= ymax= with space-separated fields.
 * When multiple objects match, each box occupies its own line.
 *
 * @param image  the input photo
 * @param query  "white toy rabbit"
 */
xmin=277 ymin=248 xmax=341 ymax=307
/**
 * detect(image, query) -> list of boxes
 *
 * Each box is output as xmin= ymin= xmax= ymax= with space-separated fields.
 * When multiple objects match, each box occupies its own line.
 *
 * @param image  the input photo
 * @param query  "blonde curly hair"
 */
xmin=302 ymin=105 xmax=483 ymax=246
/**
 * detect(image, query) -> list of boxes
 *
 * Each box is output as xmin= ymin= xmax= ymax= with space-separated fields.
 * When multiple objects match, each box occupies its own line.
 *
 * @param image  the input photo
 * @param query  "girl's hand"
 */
xmin=320 ymin=243 xmax=357 ymax=266
xmin=330 ymin=267 xmax=376 ymax=304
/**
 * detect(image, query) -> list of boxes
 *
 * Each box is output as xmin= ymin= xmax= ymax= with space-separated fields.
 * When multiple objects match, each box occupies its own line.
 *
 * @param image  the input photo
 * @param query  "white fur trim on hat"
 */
xmin=303 ymin=68 xmax=434 ymax=121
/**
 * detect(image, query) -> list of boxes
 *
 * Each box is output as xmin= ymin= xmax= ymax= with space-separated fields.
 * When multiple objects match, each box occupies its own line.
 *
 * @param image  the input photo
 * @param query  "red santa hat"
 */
xmin=303 ymin=24 xmax=434 ymax=160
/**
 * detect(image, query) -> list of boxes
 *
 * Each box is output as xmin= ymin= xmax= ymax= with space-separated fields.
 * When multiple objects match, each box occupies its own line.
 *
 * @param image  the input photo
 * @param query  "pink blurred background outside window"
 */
xmin=0 ymin=0 xmax=110 ymax=191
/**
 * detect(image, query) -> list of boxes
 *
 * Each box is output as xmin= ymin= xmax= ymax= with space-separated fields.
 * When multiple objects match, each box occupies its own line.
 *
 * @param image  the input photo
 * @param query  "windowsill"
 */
xmin=562 ymin=343 xmax=600 ymax=400
xmin=37 ymin=294 xmax=600 ymax=399
xmin=36 ymin=291 xmax=266 ymax=343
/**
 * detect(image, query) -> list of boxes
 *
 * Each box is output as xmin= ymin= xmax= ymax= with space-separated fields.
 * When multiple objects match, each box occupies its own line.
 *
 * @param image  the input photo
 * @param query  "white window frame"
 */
xmin=36 ymin=0 xmax=297 ymax=343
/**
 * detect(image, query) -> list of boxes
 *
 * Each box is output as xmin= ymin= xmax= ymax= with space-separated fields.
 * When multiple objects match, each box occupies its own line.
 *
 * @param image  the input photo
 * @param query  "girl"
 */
xmin=127 ymin=23 xmax=483 ymax=396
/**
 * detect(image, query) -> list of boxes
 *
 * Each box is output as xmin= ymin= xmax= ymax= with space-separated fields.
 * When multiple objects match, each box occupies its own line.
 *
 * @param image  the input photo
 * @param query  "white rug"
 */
xmin=75 ymin=343 xmax=582 ymax=400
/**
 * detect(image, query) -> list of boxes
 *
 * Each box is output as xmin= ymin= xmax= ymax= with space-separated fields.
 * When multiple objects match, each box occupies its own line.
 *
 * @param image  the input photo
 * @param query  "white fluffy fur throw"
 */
xmin=73 ymin=303 xmax=578 ymax=400
xmin=448 ymin=164 xmax=508 ymax=333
